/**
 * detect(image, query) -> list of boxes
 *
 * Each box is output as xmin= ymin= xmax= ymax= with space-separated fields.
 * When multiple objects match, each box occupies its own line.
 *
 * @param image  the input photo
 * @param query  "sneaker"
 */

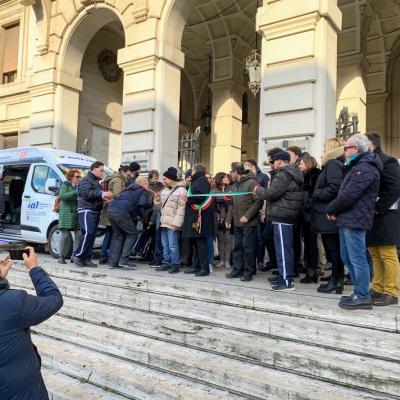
xmin=271 ymin=281 xmax=295 ymax=292
xmin=156 ymin=264 xmax=171 ymax=272
xmin=338 ymin=295 xmax=373 ymax=310
xmin=209 ymin=264 xmax=214 ymax=273
xmin=74 ymin=257 xmax=86 ymax=267
xmin=216 ymin=261 xmax=225 ymax=268
xmin=84 ymin=260 xmax=98 ymax=268
xmin=118 ymin=261 xmax=137 ymax=270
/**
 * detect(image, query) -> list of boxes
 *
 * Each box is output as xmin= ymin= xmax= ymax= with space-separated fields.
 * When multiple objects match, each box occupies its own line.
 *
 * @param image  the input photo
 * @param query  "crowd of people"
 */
xmin=56 ymin=133 xmax=400 ymax=311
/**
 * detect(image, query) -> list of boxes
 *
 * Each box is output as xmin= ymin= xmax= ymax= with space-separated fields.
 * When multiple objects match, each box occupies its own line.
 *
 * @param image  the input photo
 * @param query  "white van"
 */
xmin=0 ymin=147 xmax=110 ymax=258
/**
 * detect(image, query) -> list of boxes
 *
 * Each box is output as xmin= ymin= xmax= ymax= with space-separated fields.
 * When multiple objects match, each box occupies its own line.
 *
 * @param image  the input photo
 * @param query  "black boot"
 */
xmin=195 ymin=270 xmax=210 ymax=277
xmin=58 ymin=256 xmax=66 ymax=265
xmin=300 ymin=274 xmax=318 ymax=284
xmin=317 ymin=278 xmax=344 ymax=294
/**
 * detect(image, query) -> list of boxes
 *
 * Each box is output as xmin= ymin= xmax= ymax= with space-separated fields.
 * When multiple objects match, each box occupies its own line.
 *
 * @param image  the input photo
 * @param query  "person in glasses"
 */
xmin=326 ymin=134 xmax=383 ymax=310
xmin=58 ymin=169 xmax=82 ymax=264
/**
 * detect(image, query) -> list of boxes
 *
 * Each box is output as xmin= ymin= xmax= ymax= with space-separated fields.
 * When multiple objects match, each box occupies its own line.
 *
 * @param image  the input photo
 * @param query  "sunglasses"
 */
xmin=344 ymin=146 xmax=356 ymax=152
xmin=74 ymin=175 xmax=82 ymax=179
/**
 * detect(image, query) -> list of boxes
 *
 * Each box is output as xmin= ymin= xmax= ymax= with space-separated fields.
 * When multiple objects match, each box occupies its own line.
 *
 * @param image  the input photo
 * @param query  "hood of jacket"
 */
xmin=280 ymin=165 xmax=304 ymax=186
xmin=350 ymin=151 xmax=383 ymax=173
xmin=104 ymin=172 xmax=125 ymax=184
xmin=239 ymin=172 xmax=256 ymax=183
xmin=321 ymin=146 xmax=345 ymax=167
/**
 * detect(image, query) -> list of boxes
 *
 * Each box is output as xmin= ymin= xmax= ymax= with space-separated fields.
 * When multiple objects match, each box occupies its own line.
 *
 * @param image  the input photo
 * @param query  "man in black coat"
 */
xmin=366 ymin=133 xmax=400 ymax=306
xmin=255 ymin=151 xmax=304 ymax=291
xmin=183 ymin=164 xmax=214 ymax=277
xmin=0 ymin=247 xmax=63 ymax=400
xmin=75 ymin=161 xmax=112 ymax=268
xmin=326 ymin=134 xmax=383 ymax=310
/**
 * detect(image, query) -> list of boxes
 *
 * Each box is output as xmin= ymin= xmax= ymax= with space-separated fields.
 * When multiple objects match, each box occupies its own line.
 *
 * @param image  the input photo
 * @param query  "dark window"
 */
xmin=242 ymin=92 xmax=249 ymax=124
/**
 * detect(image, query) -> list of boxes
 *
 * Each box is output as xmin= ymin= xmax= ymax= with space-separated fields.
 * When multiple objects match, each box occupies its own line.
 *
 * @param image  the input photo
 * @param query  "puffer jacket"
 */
xmin=226 ymin=172 xmax=263 ymax=227
xmin=155 ymin=181 xmax=187 ymax=230
xmin=326 ymin=152 xmax=383 ymax=231
xmin=77 ymin=171 xmax=103 ymax=212
xmin=256 ymin=165 xmax=304 ymax=224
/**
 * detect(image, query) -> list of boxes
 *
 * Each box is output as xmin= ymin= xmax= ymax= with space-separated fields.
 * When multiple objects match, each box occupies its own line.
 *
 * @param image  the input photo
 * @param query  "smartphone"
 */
xmin=9 ymin=248 xmax=30 ymax=260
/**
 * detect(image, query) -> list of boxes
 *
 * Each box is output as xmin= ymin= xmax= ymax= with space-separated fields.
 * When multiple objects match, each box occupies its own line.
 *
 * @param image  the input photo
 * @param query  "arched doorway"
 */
xmin=56 ymin=6 xmax=125 ymax=168
xmin=162 ymin=0 xmax=260 ymax=173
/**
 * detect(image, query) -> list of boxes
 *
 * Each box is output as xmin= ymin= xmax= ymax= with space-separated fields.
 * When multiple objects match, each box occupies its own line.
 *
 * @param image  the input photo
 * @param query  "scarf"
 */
xmin=344 ymin=152 xmax=362 ymax=167
xmin=0 ymin=278 xmax=10 ymax=290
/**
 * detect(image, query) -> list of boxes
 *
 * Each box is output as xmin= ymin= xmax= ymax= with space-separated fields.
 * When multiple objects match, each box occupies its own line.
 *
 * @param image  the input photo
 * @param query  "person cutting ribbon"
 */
xmin=182 ymin=164 xmax=215 ymax=277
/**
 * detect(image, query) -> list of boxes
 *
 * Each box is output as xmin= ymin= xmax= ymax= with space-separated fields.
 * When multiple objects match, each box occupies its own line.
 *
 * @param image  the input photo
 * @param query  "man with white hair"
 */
xmin=326 ymin=134 xmax=383 ymax=310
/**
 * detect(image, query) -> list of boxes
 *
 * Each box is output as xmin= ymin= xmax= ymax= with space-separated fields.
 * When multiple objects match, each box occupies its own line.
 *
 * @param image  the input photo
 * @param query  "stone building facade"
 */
xmin=0 ymin=0 xmax=398 ymax=173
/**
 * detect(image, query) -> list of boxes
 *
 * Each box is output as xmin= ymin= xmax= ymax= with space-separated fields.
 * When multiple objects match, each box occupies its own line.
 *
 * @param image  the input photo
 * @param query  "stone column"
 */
xmin=257 ymin=0 xmax=342 ymax=163
xmin=209 ymin=80 xmax=244 ymax=174
xmin=28 ymin=70 xmax=82 ymax=150
xmin=337 ymin=54 xmax=368 ymax=134
xmin=118 ymin=40 xmax=184 ymax=173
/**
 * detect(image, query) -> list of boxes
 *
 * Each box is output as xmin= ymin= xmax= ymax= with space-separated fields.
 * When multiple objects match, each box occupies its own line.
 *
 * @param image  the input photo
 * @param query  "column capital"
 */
xmin=118 ymin=40 xmax=185 ymax=73
xmin=257 ymin=0 xmax=342 ymax=37
xmin=209 ymin=79 xmax=246 ymax=95
xmin=338 ymin=53 xmax=370 ymax=73
xmin=19 ymin=0 xmax=36 ymax=6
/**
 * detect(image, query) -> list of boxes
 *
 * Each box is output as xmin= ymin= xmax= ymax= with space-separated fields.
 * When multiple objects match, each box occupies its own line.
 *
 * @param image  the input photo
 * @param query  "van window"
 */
xmin=32 ymin=165 xmax=59 ymax=193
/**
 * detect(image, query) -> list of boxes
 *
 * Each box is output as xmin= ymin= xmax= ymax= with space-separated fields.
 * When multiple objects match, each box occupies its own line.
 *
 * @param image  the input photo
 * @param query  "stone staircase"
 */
xmin=8 ymin=261 xmax=400 ymax=400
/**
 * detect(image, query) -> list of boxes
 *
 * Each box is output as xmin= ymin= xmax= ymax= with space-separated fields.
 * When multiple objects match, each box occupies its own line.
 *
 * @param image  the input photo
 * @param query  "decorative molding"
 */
xmin=119 ymin=56 xmax=159 ymax=75
xmin=132 ymin=0 xmax=148 ymax=23
xmin=19 ymin=0 xmax=36 ymax=6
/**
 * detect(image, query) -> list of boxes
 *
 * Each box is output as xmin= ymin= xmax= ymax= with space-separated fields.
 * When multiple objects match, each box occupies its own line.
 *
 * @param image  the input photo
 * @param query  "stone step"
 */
xmin=34 ymin=314 xmax=400 ymax=398
xmin=10 ymin=263 xmax=399 ymax=332
xmin=42 ymin=368 xmax=128 ymax=400
xmin=34 ymin=333 xmax=387 ymax=400
xmin=10 ymin=271 xmax=400 ymax=363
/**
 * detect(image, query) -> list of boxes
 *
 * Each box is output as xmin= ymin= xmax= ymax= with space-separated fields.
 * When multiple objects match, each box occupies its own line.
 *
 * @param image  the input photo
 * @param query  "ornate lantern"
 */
xmin=245 ymin=49 xmax=261 ymax=97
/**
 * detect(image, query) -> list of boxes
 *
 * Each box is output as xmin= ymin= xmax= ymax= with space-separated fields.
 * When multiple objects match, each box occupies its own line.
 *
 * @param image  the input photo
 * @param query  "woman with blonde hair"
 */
xmin=311 ymin=138 xmax=345 ymax=294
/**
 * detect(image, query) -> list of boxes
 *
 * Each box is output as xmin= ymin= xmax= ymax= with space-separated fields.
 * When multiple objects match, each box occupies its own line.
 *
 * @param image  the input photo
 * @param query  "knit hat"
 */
xmin=163 ymin=167 xmax=178 ymax=181
xmin=185 ymin=169 xmax=192 ymax=179
xmin=129 ymin=161 xmax=141 ymax=173
xmin=271 ymin=150 xmax=290 ymax=163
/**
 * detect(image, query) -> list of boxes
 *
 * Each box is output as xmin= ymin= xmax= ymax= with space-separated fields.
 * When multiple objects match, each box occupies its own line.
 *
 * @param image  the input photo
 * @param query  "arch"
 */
xmin=57 ymin=4 xmax=126 ymax=77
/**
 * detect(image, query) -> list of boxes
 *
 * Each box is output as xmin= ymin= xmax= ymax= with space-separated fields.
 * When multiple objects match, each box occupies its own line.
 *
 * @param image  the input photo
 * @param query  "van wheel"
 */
xmin=48 ymin=225 xmax=72 ymax=259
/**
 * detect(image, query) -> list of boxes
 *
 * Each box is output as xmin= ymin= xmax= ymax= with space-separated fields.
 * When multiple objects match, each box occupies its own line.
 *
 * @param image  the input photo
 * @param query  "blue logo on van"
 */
xmin=28 ymin=201 xmax=40 ymax=209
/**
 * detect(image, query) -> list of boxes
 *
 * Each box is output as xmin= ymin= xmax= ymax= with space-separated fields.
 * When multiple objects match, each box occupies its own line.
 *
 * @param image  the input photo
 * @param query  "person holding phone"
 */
xmin=0 ymin=247 xmax=63 ymax=400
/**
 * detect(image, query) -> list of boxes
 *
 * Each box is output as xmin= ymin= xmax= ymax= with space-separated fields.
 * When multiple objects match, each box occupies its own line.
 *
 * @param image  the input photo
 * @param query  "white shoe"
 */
xmin=209 ymin=264 xmax=214 ymax=273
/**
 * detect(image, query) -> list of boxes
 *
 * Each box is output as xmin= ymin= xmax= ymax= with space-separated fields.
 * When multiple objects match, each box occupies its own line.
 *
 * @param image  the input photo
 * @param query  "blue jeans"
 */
xmin=161 ymin=228 xmax=181 ymax=266
xmin=100 ymin=226 xmax=113 ymax=257
xmin=339 ymin=227 xmax=371 ymax=299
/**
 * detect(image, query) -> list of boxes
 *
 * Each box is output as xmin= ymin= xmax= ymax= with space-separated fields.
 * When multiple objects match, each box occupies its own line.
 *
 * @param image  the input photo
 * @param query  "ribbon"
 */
xmin=188 ymin=186 xmax=213 ymax=234
xmin=188 ymin=191 xmax=253 ymax=197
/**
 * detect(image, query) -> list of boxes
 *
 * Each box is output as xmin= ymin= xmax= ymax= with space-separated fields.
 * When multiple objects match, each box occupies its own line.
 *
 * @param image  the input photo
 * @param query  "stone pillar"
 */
xmin=257 ymin=0 xmax=342 ymax=164
xmin=209 ymin=80 xmax=244 ymax=174
xmin=367 ymin=93 xmax=388 ymax=147
xmin=337 ymin=55 xmax=368 ymax=134
xmin=28 ymin=70 xmax=82 ymax=150
xmin=118 ymin=41 xmax=184 ymax=173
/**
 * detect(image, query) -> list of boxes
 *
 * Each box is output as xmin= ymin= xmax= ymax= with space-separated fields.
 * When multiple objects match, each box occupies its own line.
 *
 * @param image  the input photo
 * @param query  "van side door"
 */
xmin=21 ymin=163 xmax=61 ymax=242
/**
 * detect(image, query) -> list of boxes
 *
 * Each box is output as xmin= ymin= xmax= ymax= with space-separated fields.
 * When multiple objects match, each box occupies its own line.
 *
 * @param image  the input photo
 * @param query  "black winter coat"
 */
xmin=366 ymin=147 xmax=400 ymax=247
xmin=311 ymin=158 xmax=343 ymax=233
xmin=256 ymin=168 xmax=270 ymax=188
xmin=326 ymin=152 xmax=383 ymax=231
xmin=302 ymin=167 xmax=321 ymax=221
xmin=226 ymin=173 xmax=263 ymax=227
xmin=0 ymin=267 xmax=63 ymax=400
xmin=108 ymin=184 xmax=152 ymax=218
xmin=214 ymin=185 xmax=232 ymax=229
xmin=77 ymin=171 xmax=104 ymax=212
xmin=183 ymin=172 xmax=215 ymax=238
xmin=256 ymin=165 xmax=304 ymax=224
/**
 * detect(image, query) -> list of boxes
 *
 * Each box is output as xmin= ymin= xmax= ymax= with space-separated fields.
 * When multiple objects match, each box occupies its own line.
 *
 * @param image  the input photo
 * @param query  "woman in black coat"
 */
xmin=0 ymin=247 xmax=63 ymax=400
xmin=310 ymin=148 xmax=345 ymax=294
xmin=183 ymin=164 xmax=214 ymax=277
xmin=299 ymin=154 xmax=321 ymax=283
